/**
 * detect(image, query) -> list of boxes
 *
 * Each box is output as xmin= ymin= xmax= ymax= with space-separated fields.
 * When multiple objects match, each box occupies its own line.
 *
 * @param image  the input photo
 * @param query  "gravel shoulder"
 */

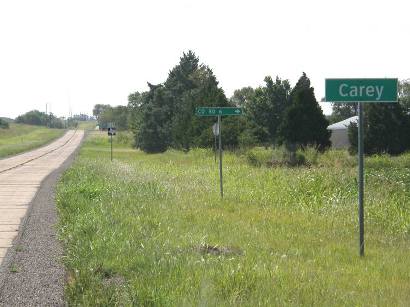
xmin=0 ymin=134 xmax=83 ymax=306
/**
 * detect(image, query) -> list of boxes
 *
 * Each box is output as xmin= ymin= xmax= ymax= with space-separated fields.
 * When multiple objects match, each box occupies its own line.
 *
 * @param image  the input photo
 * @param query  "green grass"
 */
xmin=77 ymin=120 xmax=97 ymax=131
xmin=57 ymin=134 xmax=410 ymax=306
xmin=0 ymin=123 xmax=65 ymax=158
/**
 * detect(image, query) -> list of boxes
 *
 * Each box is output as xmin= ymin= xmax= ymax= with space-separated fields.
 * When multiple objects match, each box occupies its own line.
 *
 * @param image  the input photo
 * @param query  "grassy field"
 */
xmin=77 ymin=120 xmax=97 ymax=131
xmin=57 ymin=132 xmax=410 ymax=306
xmin=0 ymin=123 xmax=65 ymax=158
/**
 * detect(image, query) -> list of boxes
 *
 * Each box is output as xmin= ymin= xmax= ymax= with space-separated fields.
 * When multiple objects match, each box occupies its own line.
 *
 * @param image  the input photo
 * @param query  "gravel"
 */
xmin=0 ymin=136 xmax=83 ymax=306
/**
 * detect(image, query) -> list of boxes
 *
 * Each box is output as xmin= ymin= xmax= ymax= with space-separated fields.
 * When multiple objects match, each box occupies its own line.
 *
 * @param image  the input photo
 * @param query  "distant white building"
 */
xmin=327 ymin=116 xmax=358 ymax=149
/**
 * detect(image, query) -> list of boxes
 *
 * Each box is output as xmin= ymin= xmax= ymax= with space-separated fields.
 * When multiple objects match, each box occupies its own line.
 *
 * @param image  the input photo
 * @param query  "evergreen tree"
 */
xmin=290 ymin=72 xmax=310 ymax=102
xmin=137 ymin=84 xmax=172 ymax=153
xmin=278 ymin=73 xmax=330 ymax=151
xmin=398 ymin=79 xmax=410 ymax=113
xmin=348 ymin=103 xmax=410 ymax=155
xmin=164 ymin=51 xmax=229 ymax=150
xmin=328 ymin=103 xmax=357 ymax=124
xmin=129 ymin=51 xmax=243 ymax=151
xmin=127 ymin=91 xmax=147 ymax=141
xmin=246 ymin=76 xmax=290 ymax=146
xmin=230 ymin=87 xmax=255 ymax=107
xmin=189 ymin=66 xmax=230 ymax=147
xmin=165 ymin=50 xmax=199 ymax=96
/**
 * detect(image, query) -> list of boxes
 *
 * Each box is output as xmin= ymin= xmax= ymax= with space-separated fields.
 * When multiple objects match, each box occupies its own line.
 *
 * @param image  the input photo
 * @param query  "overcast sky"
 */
xmin=1 ymin=0 xmax=409 ymax=119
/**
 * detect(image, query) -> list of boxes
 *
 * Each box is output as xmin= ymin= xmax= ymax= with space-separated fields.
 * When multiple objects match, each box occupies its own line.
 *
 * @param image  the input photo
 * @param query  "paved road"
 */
xmin=0 ymin=130 xmax=83 ymax=266
xmin=0 ymin=129 xmax=84 ymax=305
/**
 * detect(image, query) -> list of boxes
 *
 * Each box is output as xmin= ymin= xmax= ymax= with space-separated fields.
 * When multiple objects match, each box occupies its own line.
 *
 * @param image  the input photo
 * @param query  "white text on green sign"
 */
xmin=325 ymin=79 xmax=398 ymax=103
xmin=196 ymin=107 xmax=243 ymax=116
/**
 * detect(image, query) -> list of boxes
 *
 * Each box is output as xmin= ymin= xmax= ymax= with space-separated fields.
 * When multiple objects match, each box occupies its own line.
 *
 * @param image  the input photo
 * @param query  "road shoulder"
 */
xmin=0 ymin=133 xmax=83 ymax=306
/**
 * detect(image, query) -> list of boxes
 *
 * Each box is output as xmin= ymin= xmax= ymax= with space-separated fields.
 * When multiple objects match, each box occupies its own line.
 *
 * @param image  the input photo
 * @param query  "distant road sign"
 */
xmin=196 ymin=107 xmax=243 ymax=116
xmin=325 ymin=78 xmax=398 ymax=103
xmin=108 ymin=127 xmax=116 ymax=136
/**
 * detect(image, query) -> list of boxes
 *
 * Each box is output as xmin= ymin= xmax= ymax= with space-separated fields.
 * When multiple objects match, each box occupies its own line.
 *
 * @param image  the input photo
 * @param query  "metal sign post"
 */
xmin=110 ymin=133 xmax=113 ymax=162
xmin=196 ymin=107 xmax=243 ymax=198
xmin=358 ymin=102 xmax=364 ymax=256
xmin=325 ymin=78 xmax=398 ymax=257
xmin=218 ymin=115 xmax=223 ymax=198
xmin=108 ymin=125 xmax=116 ymax=162
xmin=212 ymin=122 xmax=219 ymax=163
xmin=214 ymin=133 xmax=217 ymax=163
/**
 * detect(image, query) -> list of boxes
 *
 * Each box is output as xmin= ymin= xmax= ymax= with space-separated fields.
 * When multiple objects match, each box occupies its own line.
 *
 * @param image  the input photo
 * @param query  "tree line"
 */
xmin=15 ymin=110 xmax=65 ymax=128
xmin=13 ymin=110 xmax=90 ymax=129
xmin=93 ymin=104 xmax=129 ymax=130
xmin=96 ymin=51 xmax=410 ymax=155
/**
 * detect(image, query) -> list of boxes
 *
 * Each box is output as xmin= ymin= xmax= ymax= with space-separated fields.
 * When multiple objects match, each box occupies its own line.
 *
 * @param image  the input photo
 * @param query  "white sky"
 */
xmin=1 ymin=0 xmax=409 ymax=118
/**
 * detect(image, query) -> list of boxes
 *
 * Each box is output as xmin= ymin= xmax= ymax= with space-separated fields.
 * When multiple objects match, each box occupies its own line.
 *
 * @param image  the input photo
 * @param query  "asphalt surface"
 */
xmin=0 ymin=131 xmax=84 ymax=306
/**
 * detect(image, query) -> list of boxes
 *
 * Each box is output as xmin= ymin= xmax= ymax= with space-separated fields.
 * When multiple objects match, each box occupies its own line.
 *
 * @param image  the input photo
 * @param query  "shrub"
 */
xmin=348 ymin=103 xmax=410 ymax=155
xmin=317 ymin=149 xmax=356 ymax=168
xmin=245 ymin=148 xmax=272 ymax=167
xmin=116 ymin=131 xmax=134 ymax=146
xmin=0 ymin=118 xmax=9 ymax=129
xmin=299 ymin=146 xmax=319 ymax=165
xmin=246 ymin=151 xmax=261 ymax=167
xmin=245 ymin=146 xmax=308 ymax=167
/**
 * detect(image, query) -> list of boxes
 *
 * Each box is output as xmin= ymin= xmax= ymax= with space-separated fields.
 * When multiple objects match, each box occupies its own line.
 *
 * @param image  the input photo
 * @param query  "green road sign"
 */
xmin=325 ymin=78 xmax=398 ymax=103
xmin=196 ymin=107 xmax=243 ymax=116
xmin=196 ymin=106 xmax=243 ymax=198
xmin=324 ymin=77 xmax=398 ymax=257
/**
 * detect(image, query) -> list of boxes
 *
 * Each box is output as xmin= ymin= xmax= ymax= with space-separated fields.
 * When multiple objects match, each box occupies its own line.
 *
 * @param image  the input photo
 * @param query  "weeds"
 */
xmin=0 ymin=123 xmax=64 ymax=158
xmin=56 ymin=134 xmax=410 ymax=305
xmin=9 ymin=264 xmax=19 ymax=273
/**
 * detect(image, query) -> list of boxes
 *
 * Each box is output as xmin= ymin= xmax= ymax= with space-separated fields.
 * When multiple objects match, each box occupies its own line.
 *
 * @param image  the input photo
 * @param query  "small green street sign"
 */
xmin=195 ymin=106 xmax=243 ymax=198
xmin=325 ymin=78 xmax=398 ymax=103
xmin=196 ymin=107 xmax=243 ymax=116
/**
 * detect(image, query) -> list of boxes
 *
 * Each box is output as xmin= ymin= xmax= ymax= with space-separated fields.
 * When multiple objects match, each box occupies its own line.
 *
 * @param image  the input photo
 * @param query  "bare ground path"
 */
xmin=0 ymin=129 xmax=84 ymax=306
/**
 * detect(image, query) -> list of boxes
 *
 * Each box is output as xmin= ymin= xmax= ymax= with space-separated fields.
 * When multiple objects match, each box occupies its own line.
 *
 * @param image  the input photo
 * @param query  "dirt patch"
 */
xmin=102 ymin=275 xmax=127 ymax=288
xmin=197 ymin=244 xmax=243 ymax=256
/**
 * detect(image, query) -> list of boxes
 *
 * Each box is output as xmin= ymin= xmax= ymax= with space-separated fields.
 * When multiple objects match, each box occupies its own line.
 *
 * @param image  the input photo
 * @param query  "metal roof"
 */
xmin=327 ymin=116 xmax=358 ymax=130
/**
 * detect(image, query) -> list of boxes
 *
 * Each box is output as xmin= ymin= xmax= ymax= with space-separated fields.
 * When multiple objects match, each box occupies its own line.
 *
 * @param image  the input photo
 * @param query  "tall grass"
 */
xmin=77 ymin=120 xmax=97 ymax=131
xmin=57 ymin=134 xmax=410 ymax=305
xmin=0 ymin=123 xmax=65 ymax=158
